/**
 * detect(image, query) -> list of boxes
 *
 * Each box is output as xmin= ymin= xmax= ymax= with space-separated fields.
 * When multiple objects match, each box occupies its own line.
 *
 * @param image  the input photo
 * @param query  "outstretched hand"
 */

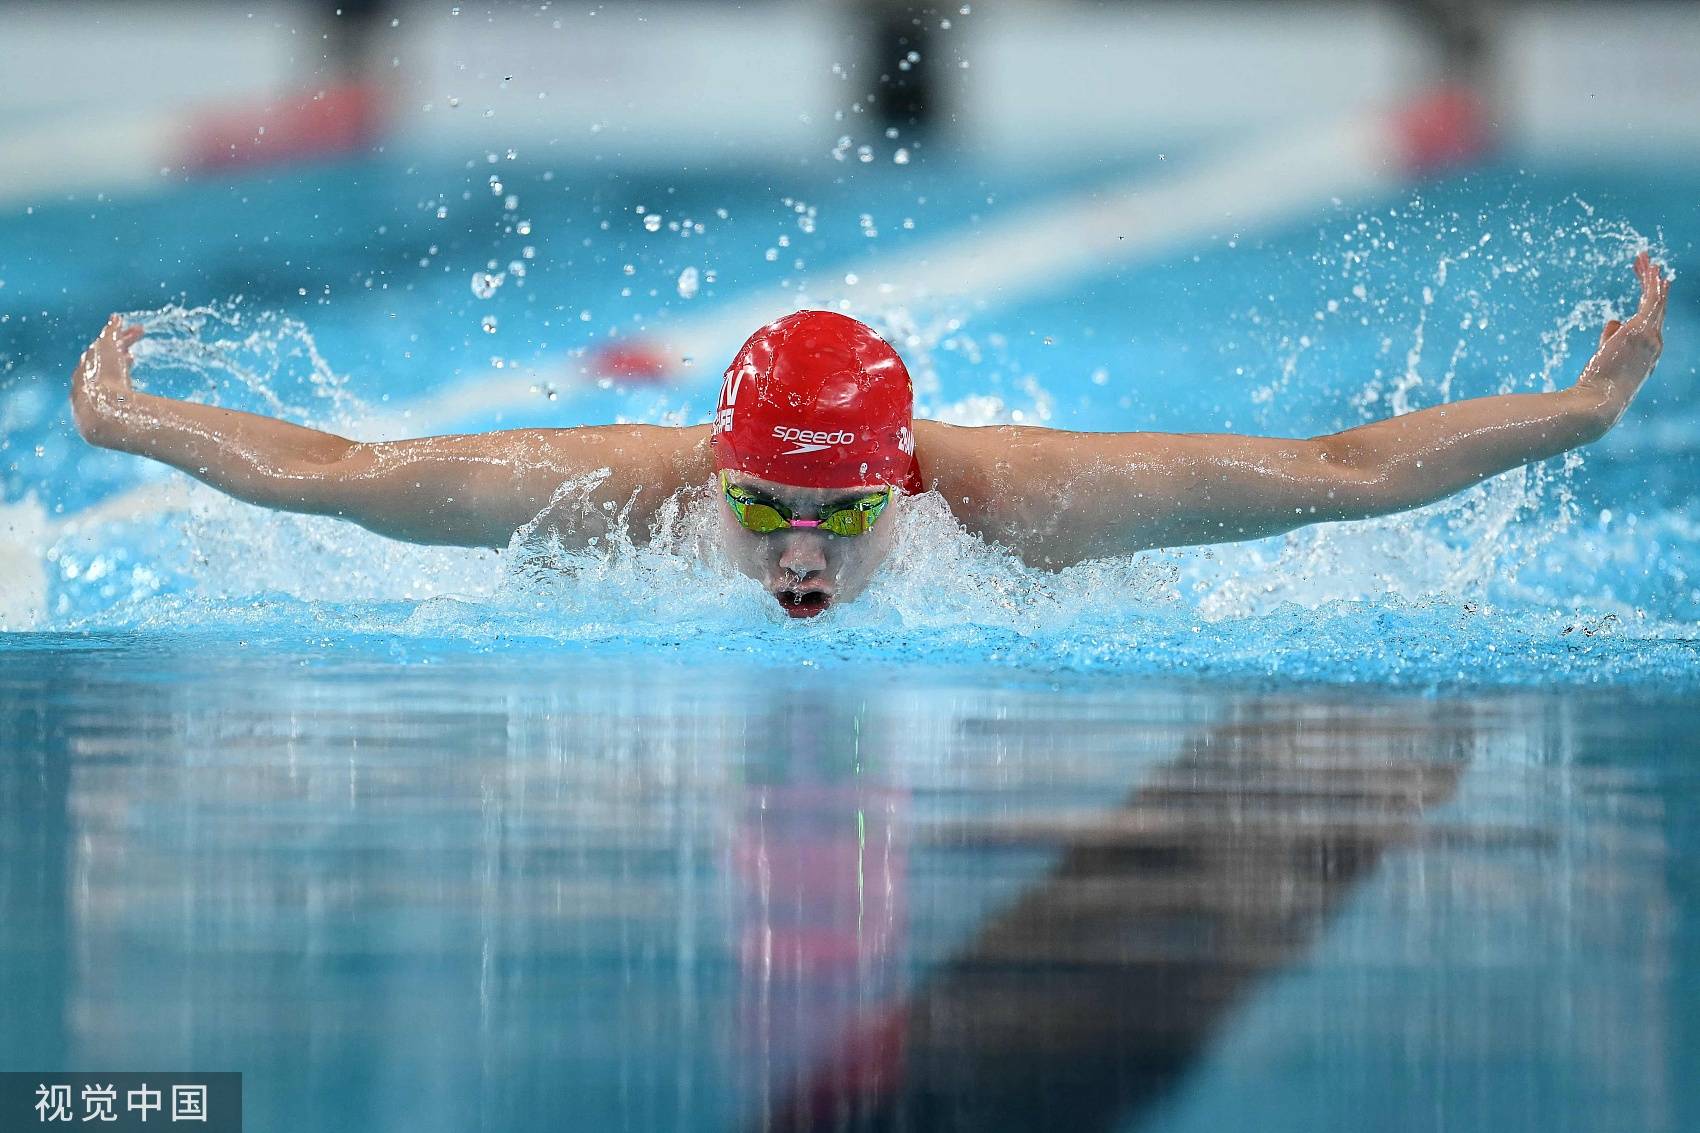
xmin=70 ymin=315 xmax=145 ymax=446
xmin=1576 ymin=250 xmax=1670 ymax=431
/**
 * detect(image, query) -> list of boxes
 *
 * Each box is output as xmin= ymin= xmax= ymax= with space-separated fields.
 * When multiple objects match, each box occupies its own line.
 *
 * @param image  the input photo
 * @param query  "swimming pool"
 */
xmin=2 ymin=148 xmax=1697 ymax=1130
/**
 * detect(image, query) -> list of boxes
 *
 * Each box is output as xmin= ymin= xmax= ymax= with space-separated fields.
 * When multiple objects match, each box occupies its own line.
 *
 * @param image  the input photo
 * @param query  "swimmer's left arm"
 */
xmin=928 ymin=254 xmax=1670 ymax=566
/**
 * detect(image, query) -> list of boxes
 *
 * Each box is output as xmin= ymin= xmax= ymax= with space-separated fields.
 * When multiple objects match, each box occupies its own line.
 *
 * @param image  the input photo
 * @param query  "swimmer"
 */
xmin=70 ymin=253 xmax=1670 ymax=618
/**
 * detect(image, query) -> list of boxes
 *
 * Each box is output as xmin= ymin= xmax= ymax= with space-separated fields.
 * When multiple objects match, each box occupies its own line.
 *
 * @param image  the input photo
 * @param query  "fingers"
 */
xmin=1599 ymin=319 xmax=1623 ymax=348
xmin=1635 ymin=252 xmax=1658 ymax=316
xmin=1626 ymin=251 xmax=1672 ymax=332
xmin=1641 ymin=255 xmax=1670 ymax=332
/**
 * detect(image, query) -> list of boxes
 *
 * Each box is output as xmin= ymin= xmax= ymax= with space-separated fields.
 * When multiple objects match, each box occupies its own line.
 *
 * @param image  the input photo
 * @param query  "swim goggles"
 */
xmin=720 ymin=471 xmax=893 ymax=536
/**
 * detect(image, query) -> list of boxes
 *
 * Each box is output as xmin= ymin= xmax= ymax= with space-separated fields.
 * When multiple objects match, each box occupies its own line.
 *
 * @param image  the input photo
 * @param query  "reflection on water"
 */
xmin=0 ymin=640 xmax=1686 ymax=1132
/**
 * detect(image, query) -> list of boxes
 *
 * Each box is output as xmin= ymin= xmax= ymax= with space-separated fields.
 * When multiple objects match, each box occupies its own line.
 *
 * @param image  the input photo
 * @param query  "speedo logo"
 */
xmin=773 ymin=425 xmax=855 ymax=455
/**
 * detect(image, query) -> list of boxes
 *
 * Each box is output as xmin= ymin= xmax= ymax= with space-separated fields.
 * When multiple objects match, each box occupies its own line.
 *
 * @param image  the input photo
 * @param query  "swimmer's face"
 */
xmin=715 ymin=471 xmax=901 ymax=619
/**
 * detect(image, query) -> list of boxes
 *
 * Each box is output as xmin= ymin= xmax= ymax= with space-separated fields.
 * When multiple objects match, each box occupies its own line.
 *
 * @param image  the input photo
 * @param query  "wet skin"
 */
xmin=715 ymin=471 xmax=903 ymax=618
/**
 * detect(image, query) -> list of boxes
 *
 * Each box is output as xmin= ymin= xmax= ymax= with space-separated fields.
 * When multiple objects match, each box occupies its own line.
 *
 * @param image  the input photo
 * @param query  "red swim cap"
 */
xmin=712 ymin=310 xmax=923 ymax=493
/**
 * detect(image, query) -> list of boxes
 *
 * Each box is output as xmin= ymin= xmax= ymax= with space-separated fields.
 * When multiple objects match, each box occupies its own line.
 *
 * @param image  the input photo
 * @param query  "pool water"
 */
xmin=2 ymin=147 xmax=1698 ymax=1130
xmin=2 ymin=153 xmax=1697 ymax=685
xmin=2 ymin=649 xmax=1693 ymax=1131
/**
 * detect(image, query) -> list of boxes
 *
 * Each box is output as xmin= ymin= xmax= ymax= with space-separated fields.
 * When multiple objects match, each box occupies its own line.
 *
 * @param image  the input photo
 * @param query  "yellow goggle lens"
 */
xmin=722 ymin=474 xmax=892 ymax=537
xmin=737 ymin=501 xmax=790 ymax=534
xmin=819 ymin=506 xmax=874 ymax=536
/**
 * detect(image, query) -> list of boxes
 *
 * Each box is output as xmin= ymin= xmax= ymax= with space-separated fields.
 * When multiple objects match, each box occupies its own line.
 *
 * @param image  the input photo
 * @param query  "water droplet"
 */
xmin=677 ymin=266 xmax=700 ymax=299
xmin=470 ymin=271 xmax=504 ymax=299
xmin=522 ymin=246 xmax=536 ymax=259
xmin=622 ymin=263 xmax=636 ymax=275
xmin=893 ymin=148 xmax=910 ymax=165
xmin=515 ymin=219 xmax=532 ymax=236
xmin=435 ymin=205 xmax=449 ymax=219
xmin=844 ymin=272 xmax=859 ymax=286
xmin=508 ymin=260 xmax=527 ymax=278
xmin=643 ymin=214 xmax=662 ymax=232
xmin=480 ymin=315 xmax=497 ymax=333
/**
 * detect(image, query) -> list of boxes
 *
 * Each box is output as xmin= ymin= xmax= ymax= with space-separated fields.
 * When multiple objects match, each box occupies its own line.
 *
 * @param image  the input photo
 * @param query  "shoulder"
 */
xmin=910 ymin=420 xmax=1031 ymax=527
xmin=530 ymin=423 xmax=713 ymax=493
xmin=913 ymin=419 xmax=1095 ymax=485
xmin=913 ymin=419 xmax=1020 ymax=466
xmin=912 ymin=420 xmax=1147 ymax=546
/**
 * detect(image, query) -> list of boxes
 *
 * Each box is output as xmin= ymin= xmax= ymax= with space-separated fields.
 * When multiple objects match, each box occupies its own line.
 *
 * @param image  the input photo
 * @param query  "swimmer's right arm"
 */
xmin=71 ymin=316 xmax=711 ymax=548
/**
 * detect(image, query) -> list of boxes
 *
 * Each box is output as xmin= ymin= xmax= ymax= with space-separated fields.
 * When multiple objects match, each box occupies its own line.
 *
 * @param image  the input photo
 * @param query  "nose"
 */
xmin=776 ymin=532 xmax=828 ymax=581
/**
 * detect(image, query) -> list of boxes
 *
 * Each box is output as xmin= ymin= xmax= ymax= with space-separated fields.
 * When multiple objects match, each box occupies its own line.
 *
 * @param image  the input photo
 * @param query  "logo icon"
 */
xmin=772 ymin=425 xmax=854 ymax=456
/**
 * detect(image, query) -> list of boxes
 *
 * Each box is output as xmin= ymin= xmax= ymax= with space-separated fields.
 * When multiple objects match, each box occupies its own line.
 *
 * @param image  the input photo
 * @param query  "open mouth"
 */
xmin=776 ymin=589 xmax=832 ymax=619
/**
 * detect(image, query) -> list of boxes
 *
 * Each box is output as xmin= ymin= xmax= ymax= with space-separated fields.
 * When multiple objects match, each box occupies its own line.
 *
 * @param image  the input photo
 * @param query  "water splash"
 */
xmin=124 ymin=302 xmax=366 ymax=431
xmin=30 ymin=462 xmax=1700 ymax=689
xmin=9 ymin=195 xmax=1697 ymax=688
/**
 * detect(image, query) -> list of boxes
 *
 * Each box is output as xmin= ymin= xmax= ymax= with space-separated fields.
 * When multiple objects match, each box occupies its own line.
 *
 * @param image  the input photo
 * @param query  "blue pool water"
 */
xmin=2 ymin=147 xmax=1698 ymax=1131
xmin=2 ymin=153 xmax=1697 ymax=685
xmin=2 ymin=650 xmax=1695 ymax=1131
